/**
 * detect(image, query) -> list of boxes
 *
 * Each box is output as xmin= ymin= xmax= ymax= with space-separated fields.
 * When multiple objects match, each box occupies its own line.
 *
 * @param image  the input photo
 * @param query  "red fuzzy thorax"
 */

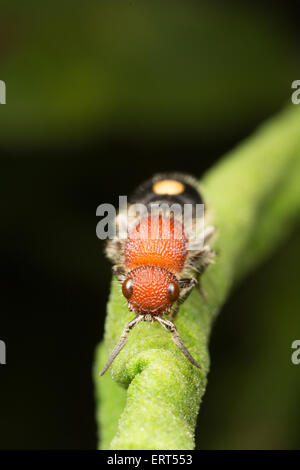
xmin=124 ymin=215 xmax=188 ymax=273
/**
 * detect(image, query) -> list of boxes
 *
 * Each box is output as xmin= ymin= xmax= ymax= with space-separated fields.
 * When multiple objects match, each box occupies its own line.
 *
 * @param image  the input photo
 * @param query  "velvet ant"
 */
xmin=100 ymin=173 xmax=215 ymax=375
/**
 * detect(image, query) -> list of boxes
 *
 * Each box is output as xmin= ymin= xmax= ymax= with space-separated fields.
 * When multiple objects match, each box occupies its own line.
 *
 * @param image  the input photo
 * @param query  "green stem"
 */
xmin=94 ymin=105 xmax=300 ymax=450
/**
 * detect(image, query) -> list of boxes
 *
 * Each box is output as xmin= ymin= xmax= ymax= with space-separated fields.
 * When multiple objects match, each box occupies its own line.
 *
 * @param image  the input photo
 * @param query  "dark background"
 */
xmin=1 ymin=0 xmax=300 ymax=449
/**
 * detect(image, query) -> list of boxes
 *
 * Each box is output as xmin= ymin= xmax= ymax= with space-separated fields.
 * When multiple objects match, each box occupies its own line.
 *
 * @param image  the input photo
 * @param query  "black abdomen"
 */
xmin=130 ymin=173 xmax=203 ymax=212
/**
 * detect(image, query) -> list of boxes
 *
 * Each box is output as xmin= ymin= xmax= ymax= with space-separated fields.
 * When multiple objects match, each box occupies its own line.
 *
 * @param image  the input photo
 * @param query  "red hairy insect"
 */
xmin=100 ymin=173 xmax=215 ymax=375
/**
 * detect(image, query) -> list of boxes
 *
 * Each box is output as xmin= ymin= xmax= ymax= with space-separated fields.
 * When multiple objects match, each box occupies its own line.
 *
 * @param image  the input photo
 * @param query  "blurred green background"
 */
xmin=1 ymin=0 xmax=300 ymax=449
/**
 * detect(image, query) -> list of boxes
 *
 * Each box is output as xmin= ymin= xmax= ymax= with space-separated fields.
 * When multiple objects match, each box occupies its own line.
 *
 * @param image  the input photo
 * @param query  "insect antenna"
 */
xmin=156 ymin=317 xmax=201 ymax=369
xmin=100 ymin=315 xmax=143 ymax=376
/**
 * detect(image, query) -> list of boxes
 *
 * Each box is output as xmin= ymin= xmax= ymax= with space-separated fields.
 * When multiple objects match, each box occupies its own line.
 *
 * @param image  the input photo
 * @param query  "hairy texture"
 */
xmin=126 ymin=266 xmax=176 ymax=315
xmin=125 ymin=215 xmax=187 ymax=272
xmin=94 ymin=105 xmax=300 ymax=450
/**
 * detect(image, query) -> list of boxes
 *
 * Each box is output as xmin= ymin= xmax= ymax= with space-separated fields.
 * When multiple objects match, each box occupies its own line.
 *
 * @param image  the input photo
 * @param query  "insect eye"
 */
xmin=168 ymin=281 xmax=179 ymax=302
xmin=122 ymin=278 xmax=134 ymax=299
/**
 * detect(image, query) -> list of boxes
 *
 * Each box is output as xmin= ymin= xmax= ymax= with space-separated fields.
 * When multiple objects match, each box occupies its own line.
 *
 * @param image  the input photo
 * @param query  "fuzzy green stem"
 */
xmin=94 ymin=105 xmax=300 ymax=450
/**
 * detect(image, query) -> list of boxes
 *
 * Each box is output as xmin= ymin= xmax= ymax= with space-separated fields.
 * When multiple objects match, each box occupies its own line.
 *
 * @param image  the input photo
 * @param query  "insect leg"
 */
xmin=198 ymin=282 xmax=208 ymax=301
xmin=112 ymin=264 xmax=127 ymax=282
xmin=203 ymin=225 xmax=216 ymax=244
xmin=187 ymin=245 xmax=214 ymax=273
xmin=156 ymin=316 xmax=201 ymax=369
xmin=106 ymin=239 xmax=124 ymax=264
xmin=100 ymin=315 xmax=143 ymax=376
